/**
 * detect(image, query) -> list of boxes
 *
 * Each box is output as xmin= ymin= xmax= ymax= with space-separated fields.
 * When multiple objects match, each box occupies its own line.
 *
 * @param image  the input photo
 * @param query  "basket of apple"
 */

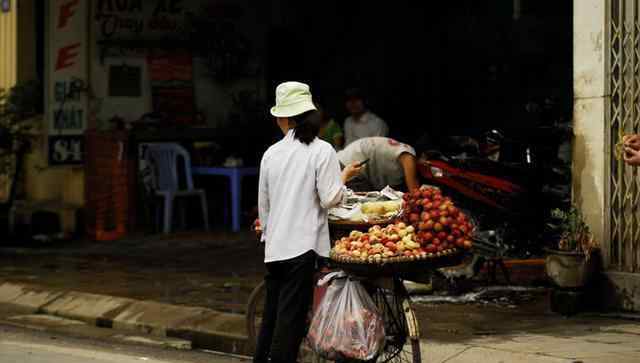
xmin=330 ymin=186 xmax=473 ymax=272
xmin=401 ymin=185 xmax=474 ymax=252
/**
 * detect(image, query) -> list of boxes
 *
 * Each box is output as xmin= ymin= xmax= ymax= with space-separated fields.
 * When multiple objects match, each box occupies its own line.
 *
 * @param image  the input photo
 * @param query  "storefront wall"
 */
xmin=573 ymin=0 xmax=607 ymax=253
xmin=14 ymin=0 xmax=635 ymax=258
xmin=0 ymin=0 xmax=85 ymax=234
xmin=0 ymin=1 xmax=17 ymax=91
xmin=0 ymin=1 xmax=82 ymax=232
xmin=15 ymin=0 xmax=268 ymax=235
xmin=0 ymin=1 xmax=18 ymax=202
xmin=89 ymin=0 xmax=267 ymax=129
xmin=574 ymin=0 xmax=640 ymax=311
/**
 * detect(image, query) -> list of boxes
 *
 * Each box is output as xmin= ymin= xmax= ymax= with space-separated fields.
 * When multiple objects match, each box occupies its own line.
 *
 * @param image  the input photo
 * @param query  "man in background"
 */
xmin=343 ymin=88 xmax=389 ymax=146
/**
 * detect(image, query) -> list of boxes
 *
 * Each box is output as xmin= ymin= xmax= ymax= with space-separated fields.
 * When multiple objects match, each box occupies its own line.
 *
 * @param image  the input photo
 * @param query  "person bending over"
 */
xmin=337 ymin=136 xmax=419 ymax=192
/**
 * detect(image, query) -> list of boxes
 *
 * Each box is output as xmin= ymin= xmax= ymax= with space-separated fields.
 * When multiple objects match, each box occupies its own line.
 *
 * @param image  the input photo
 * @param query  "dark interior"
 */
xmin=222 ymin=0 xmax=574 ymax=229
xmin=262 ymin=0 xmax=573 ymax=149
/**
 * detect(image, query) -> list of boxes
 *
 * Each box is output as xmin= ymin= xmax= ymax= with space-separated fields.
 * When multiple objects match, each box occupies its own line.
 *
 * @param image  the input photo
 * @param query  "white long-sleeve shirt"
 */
xmin=344 ymin=111 xmax=389 ymax=146
xmin=258 ymin=130 xmax=345 ymax=263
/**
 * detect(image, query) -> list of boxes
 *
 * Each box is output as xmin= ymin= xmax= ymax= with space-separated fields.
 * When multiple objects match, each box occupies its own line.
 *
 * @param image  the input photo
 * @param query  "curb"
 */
xmin=0 ymin=281 xmax=251 ymax=355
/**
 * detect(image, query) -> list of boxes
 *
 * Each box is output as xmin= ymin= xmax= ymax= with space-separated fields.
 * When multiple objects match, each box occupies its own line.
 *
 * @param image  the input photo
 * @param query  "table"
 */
xmin=192 ymin=167 xmax=258 ymax=232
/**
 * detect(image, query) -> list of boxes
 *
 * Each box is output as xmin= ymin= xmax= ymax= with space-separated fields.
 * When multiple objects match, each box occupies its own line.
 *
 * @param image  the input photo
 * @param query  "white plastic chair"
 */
xmin=144 ymin=143 xmax=210 ymax=234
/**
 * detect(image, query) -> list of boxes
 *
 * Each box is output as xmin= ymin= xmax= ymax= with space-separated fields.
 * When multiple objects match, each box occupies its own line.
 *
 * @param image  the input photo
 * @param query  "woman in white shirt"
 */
xmin=255 ymin=82 xmax=361 ymax=363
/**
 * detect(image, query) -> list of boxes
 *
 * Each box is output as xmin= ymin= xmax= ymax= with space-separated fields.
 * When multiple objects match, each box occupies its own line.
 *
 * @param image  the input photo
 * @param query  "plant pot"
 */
xmin=544 ymin=248 xmax=595 ymax=288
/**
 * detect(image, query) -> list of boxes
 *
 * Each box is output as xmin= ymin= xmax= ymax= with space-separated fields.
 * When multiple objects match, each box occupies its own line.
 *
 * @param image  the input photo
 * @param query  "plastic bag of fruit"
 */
xmin=307 ymin=275 xmax=385 ymax=361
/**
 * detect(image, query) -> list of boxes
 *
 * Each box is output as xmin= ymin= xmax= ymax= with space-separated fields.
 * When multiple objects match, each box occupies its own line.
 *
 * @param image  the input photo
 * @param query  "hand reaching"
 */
xmin=341 ymin=162 xmax=365 ymax=183
xmin=624 ymin=146 xmax=640 ymax=166
xmin=623 ymin=134 xmax=640 ymax=150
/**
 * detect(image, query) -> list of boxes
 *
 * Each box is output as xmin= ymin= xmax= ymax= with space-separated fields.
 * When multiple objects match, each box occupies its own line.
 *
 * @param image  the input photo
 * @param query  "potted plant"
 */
xmin=544 ymin=206 xmax=599 ymax=288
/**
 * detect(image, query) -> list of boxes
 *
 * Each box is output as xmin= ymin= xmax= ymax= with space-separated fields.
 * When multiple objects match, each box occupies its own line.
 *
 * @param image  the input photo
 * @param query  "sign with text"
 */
xmin=47 ymin=0 xmax=88 ymax=166
xmin=48 ymin=135 xmax=85 ymax=165
xmin=95 ymin=0 xmax=187 ymax=41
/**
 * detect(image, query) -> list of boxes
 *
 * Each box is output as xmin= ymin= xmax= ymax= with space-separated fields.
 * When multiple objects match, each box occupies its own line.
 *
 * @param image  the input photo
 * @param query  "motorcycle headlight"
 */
xmin=430 ymin=166 xmax=444 ymax=178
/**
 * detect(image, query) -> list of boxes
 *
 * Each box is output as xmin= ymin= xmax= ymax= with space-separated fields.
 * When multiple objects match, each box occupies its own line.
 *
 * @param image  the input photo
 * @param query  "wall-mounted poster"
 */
xmin=147 ymin=52 xmax=195 ymax=124
xmin=47 ymin=0 xmax=88 ymax=166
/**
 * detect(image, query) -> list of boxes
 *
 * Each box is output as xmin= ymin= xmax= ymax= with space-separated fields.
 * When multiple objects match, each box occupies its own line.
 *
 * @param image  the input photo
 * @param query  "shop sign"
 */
xmin=95 ymin=0 xmax=186 ymax=40
xmin=47 ymin=0 xmax=88 ymax=166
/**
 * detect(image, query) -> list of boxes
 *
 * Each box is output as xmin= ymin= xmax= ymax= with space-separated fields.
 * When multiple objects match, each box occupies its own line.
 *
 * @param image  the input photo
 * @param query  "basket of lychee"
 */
xmin=330 ymin=186 xmax=474 ymax=265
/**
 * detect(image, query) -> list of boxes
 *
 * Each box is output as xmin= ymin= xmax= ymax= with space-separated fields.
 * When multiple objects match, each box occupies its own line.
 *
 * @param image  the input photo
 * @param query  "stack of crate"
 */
xmin=84 ymin=131 xmax=136 ymax=240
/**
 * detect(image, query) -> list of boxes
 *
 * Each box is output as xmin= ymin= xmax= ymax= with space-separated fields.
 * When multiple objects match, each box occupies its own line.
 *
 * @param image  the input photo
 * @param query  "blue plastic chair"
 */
xmin=144 ymin=143 xmax=210 ymax=234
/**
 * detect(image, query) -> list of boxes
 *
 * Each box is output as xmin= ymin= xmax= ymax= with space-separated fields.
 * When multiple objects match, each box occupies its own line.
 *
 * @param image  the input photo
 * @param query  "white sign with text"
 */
xmin=47 ymin=0 xmax=88 ymax=166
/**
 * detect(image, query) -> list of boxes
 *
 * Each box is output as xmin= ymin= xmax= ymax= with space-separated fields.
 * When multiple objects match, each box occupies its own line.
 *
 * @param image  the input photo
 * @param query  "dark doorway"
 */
xmin=265 ymin=0 xmax=573 ymax=147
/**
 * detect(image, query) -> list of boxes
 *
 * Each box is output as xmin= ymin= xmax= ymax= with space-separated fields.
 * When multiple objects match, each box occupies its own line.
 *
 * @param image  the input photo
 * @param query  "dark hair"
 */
xmin=291 ymin=110 xmax=322 ymax=145
xmin=345 ymin=87 xmax=365 ymax=101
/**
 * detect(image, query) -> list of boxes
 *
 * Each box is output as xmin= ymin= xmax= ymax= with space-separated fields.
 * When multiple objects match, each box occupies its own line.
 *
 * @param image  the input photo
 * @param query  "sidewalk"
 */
xmin=0 ymin=232 xmax=265 ymax=314
xmin=418 ymin=302 xmax=640 ymax=362
xmin=1 ymin=232 xmax=640 ymax=362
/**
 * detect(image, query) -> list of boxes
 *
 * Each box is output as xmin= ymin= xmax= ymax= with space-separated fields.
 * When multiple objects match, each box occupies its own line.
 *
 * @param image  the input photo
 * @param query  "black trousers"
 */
xmin=254 ymin=250 xmax=317 ymax=363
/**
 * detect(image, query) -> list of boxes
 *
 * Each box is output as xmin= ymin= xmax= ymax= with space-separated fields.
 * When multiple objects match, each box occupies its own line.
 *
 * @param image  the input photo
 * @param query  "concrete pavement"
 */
xmin=2 ymin=281 xmax=640 ymax=362
xmin=1 ymin=340 xmax=180 ymax=363
xmin=0 ymin=281 xmax=249 ymax=354
xmin=0 ymin=323 xmax=244 ymax=363
xmin=420 ymin=330 xmax=640 ymax=363
xmin=0 ymin=232 xmax=264 ymax=314
xmin=2 ymin=234 xmax=640 ymax=362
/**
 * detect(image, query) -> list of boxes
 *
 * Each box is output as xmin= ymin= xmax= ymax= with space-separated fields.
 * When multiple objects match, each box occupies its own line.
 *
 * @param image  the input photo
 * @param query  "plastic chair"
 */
xmin=144 ymin=143 xmax=210 ymax=234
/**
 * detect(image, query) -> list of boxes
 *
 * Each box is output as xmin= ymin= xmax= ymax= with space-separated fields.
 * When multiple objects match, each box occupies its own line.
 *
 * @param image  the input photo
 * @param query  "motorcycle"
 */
xmin=417 ymin=127 xmax=571 ymax=284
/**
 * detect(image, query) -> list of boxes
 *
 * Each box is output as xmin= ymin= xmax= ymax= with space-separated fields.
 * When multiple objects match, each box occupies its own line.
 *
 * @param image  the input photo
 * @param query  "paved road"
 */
xmin=0 ymin=323 xmax=247 ymax=363
xmin=1 ymin=341 xmax=175 ymax=363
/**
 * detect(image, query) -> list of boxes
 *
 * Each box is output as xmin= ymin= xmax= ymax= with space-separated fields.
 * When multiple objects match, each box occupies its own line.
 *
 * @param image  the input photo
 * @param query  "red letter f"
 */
xmin=58 ymin=0 xmax=80 ymax=29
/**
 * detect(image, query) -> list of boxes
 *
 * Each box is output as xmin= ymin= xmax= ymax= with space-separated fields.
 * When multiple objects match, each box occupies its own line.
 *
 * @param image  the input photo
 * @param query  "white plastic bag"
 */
xmin=306 ymin=276 xmax=385 ymax=361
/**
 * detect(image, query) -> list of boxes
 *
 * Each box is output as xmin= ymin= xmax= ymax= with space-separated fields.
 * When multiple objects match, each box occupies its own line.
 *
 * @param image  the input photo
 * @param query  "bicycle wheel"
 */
xmin=369 ymin=278 xmax=422 ymax=363
xmin=245 ymin=280 xmax=266 ymax=348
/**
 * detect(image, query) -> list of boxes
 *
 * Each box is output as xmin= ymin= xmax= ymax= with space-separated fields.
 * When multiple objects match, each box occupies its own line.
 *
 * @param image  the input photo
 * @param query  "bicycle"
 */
xmin=246 ymin=266 xmax=422 ymax=363
xmin=247 ymin=219 xmax=463 ymax=363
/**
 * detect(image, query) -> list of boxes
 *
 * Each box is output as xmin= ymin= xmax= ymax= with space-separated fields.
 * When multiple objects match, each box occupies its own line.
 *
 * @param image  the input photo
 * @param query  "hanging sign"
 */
xmin=47 ymin=0 xmax=88 ymax=166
